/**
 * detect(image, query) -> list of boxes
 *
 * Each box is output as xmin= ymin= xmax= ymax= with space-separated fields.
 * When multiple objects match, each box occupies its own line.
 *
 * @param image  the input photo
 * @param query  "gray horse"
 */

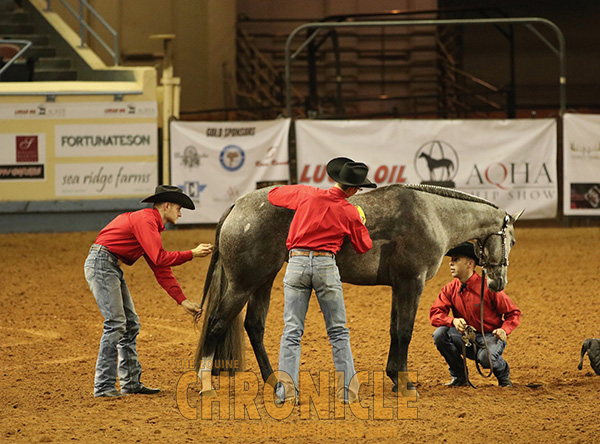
xmin=194 ymin=184 xmax=523 ymax=394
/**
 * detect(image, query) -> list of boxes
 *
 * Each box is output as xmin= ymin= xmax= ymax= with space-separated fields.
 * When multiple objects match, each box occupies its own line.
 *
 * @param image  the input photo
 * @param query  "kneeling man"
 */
xmin=430 ymin=242 xmax=521 ymax=387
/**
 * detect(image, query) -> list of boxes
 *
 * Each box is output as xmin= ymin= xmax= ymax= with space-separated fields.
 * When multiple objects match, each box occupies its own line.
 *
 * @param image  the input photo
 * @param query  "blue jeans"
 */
xmin=84 ymin=244 xmax=143 ymax=395
xmin=432 ymin=326 xmax=509 ymax=381
xmin=276 ymin=250 xmax=358 ymax=402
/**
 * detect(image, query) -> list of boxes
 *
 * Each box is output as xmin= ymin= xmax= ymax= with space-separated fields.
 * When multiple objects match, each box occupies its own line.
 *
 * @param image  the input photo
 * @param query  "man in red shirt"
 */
xmin=84 ymin=185 xmax=213 ymax=398
xmin=430 ymin=242 xmax=521 ymax=387
xmin=268 ymin=157 xmax=376 ymax=404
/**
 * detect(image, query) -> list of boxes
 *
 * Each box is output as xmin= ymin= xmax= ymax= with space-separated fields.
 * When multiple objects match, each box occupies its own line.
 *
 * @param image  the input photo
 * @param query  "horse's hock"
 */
xmin=1 ymin=224 xmax=599 ymax=443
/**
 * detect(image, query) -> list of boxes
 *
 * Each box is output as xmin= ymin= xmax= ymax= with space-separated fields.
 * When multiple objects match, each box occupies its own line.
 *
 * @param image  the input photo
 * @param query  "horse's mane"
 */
xmin=401 ymin=184 xmax=499 ymax=209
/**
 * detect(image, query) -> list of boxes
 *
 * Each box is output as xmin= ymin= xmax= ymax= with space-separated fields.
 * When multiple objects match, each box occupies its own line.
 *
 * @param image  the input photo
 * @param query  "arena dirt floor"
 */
xmin=1 ymin=222 xmax=599 ymax=443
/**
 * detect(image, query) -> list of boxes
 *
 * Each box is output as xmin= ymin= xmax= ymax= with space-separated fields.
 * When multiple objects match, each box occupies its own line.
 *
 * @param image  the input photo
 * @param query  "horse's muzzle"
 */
xmin=487 ymin=276 xmax=506 ymax=292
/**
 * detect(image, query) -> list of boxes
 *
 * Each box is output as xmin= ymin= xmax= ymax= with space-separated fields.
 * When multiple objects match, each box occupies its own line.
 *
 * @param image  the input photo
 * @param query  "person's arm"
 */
xmin=267 ymin=185 xmax=302 ymax=209
xmin=348 ymin=217 xmax=372 ymax=254
xmin=430 ymin=286 xmax=457 ymax=328
xmin=144 ymin=256 xmax=187 ymax=304
xmin=493 ymin=291 xmax=521 ymax=336
xmin=133 ymin=218 xmax=193 ymax=267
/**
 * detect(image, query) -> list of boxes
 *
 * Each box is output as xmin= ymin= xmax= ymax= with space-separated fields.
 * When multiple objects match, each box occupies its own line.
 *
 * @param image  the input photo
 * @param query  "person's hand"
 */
xmin=181 ymin=299 xmax=203 ymax=322
xmin=192 ymin=243 xmax=213 ymax=258
xmin=452 ymin=317 xmax=467 ymax=334
xmin=493 ymin=328 xmax=507 ymax=342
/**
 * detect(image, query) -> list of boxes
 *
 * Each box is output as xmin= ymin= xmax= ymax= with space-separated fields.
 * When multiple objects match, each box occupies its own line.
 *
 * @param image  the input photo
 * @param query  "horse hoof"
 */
xmin=200 ymin=389 xmax=217 ymax=398
xmin=392 ymin=383 xmax=419 ymax=397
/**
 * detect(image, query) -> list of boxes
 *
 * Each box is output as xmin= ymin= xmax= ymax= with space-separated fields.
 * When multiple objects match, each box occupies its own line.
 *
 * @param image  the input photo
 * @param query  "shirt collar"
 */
xmin=150 ymin=207 xmax=165 ymax=232
xmin=461 ymin=272 xmax=480 ymax=291
xmin=328 ymin=186 xmax=347 ymax=198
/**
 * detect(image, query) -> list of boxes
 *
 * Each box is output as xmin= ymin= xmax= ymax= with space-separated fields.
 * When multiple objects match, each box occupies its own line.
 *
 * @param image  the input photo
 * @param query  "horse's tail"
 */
xmin=194 ymin=204 xmax=245 ymax=375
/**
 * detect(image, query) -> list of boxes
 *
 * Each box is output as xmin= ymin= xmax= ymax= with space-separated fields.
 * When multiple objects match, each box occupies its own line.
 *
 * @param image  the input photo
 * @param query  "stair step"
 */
xmin=33 ymin=69 xmax=77 ymax=81
xmin=36 ymin=57 xmax=71 ymax=69
xmin=0 ymin=11 xmax=29 ymax=23
xmin=25 ymin=45 xmax=56 ymax=58
xmin=0 ymin=23 xmax=34 ymax=33
xmin=2 ymin=34 xmax=50 ymax=46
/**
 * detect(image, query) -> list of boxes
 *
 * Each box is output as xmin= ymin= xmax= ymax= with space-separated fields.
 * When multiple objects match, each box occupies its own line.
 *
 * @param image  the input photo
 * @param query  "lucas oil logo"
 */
xmin=219 ymin=145 xmax=245 ymax=171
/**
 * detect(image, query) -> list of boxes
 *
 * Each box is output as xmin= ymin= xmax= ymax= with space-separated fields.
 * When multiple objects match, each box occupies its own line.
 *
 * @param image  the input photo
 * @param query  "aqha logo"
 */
xmin=16 ymin=136 xmax=38 ymax=163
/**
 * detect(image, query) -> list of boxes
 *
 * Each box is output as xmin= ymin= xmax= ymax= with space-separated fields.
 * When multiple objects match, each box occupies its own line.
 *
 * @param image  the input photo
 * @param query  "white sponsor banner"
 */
xmin=55 ymin=123 xmax=157 ymax=157
xmin=0 ymin=133 xmax=46 ymax=163
xmin=296 ymin=119 xmax=557 ymax=219
xmin=563 ymin=113 xmax=600 ymax=215
xmin=55 ymin=162 xmax=157 ymax=196
xmin=0 ymin=101 xmax=157 ymax=120
xmin=170 ymin=119 xmax=291 ymax=223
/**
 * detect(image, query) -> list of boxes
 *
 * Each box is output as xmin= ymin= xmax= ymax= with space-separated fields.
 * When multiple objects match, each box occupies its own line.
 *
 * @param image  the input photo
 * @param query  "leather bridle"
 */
xmin=477 ymin=214 xmax=511 ymax=269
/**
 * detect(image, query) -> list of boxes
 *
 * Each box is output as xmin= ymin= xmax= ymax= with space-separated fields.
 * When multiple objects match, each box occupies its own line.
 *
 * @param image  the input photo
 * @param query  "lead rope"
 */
xmin=461 ymin=327 xmax=477 ymax=388
xmin=474 ymin=269 xmax=494 ymax=378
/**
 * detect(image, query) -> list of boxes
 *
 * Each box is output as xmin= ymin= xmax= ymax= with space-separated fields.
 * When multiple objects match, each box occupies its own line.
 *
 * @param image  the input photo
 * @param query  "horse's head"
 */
xmin=475 ymin=209 xmax=524 ymax=292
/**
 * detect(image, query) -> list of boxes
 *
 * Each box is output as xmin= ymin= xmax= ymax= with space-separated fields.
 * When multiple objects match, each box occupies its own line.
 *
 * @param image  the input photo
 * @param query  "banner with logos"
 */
xmin=563 ymin=113 xmax=600 ymax=215
xmin=296 ymin=119 xmax=557 ymax=219
xmin=0 ymin=133 xmax=46 ymax=181
xmin=170 ymin=119 xmax=291 ymax=223
xmin=0 ymin=101 xmax=158 ymax=201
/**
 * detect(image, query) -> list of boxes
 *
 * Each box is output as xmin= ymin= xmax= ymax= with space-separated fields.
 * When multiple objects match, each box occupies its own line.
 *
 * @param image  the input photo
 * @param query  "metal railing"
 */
xmin=285 ymin=17 xmax=566 ymax=119
xmin=0 ymin=39 xmax=32 ymax=76
xmin=235 ymin=26 xmax=305 ymax=119
xmin=45 ymin=0 xmax=119 ymax=65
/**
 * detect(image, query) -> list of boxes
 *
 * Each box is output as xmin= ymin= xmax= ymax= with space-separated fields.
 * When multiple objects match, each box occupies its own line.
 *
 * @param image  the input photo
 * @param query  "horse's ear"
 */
xmin=510 ymin=209 xmax=525 ymax=222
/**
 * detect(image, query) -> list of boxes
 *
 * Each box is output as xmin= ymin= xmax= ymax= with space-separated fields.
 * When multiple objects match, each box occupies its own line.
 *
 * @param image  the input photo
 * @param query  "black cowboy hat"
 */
xmin=326 ymin=157 xmax=377 ymax=188
xmin=445 ymin=242 xmax=479 ymax=266
xmin=141 ymin=185 xmax=195 ymax=210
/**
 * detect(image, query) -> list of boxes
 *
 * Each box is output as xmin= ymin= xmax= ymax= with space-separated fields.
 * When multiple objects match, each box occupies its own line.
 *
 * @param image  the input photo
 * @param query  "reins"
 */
xmin=460 ymin=215 xmax=511 ymax=387
xmin=475 ymin=268 xmax=494 ymax=378
xmin=460 ymin=270 xmax=493 ymax=388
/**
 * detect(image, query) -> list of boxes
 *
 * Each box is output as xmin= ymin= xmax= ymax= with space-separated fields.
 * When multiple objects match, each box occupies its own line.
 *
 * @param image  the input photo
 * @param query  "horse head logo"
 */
xmin=414 ymin=140 xmax=459 ymax=185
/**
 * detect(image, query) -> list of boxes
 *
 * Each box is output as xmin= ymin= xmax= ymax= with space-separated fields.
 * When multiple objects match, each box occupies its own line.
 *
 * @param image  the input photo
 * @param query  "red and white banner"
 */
xmin=563 ymin=113 xmax=600 ymax=215
xmin=170 ymin=119 xmax=291 ymax=223
xmin=296 ymin=119 xmax=557 ymax=219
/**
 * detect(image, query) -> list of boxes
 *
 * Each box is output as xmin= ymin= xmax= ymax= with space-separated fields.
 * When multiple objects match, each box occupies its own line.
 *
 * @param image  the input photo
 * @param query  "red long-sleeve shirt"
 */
xmin=267 ymin=185 xmax=372 ymax=254
xmin=429 ymin=273 xmax=521 ymax=335
xmin=94 ymin=208 xmax=193 ymax=304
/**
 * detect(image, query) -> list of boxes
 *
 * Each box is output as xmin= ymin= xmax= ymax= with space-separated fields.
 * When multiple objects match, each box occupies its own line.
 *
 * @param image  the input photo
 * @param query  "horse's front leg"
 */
xmin=244 ymin=276 xmax=277 ymax=386
xmin=386 ymin=277 xmax=424 ymax=395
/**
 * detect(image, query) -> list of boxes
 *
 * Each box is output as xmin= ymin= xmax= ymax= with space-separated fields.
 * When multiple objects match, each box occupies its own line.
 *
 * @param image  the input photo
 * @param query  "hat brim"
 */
xmin=326 ymin=157 xmax=377 ymax=188
xmin=141 ymin=191 xmax=195 ymax=210
xmin=445 ymin=243 xmax=479 ymax=265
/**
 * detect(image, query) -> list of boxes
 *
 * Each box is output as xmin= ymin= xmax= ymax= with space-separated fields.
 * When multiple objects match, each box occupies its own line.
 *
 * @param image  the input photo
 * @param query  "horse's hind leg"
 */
xmin=386 ymin=277 xmax=424 ymax=395
xmin=244 ymin=276 xmax=277 ymax=386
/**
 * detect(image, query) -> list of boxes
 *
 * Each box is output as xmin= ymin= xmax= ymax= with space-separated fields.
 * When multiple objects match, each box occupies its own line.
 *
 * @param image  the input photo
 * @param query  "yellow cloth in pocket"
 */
xmin=355 ymin=205 xmax=366 ymax=224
